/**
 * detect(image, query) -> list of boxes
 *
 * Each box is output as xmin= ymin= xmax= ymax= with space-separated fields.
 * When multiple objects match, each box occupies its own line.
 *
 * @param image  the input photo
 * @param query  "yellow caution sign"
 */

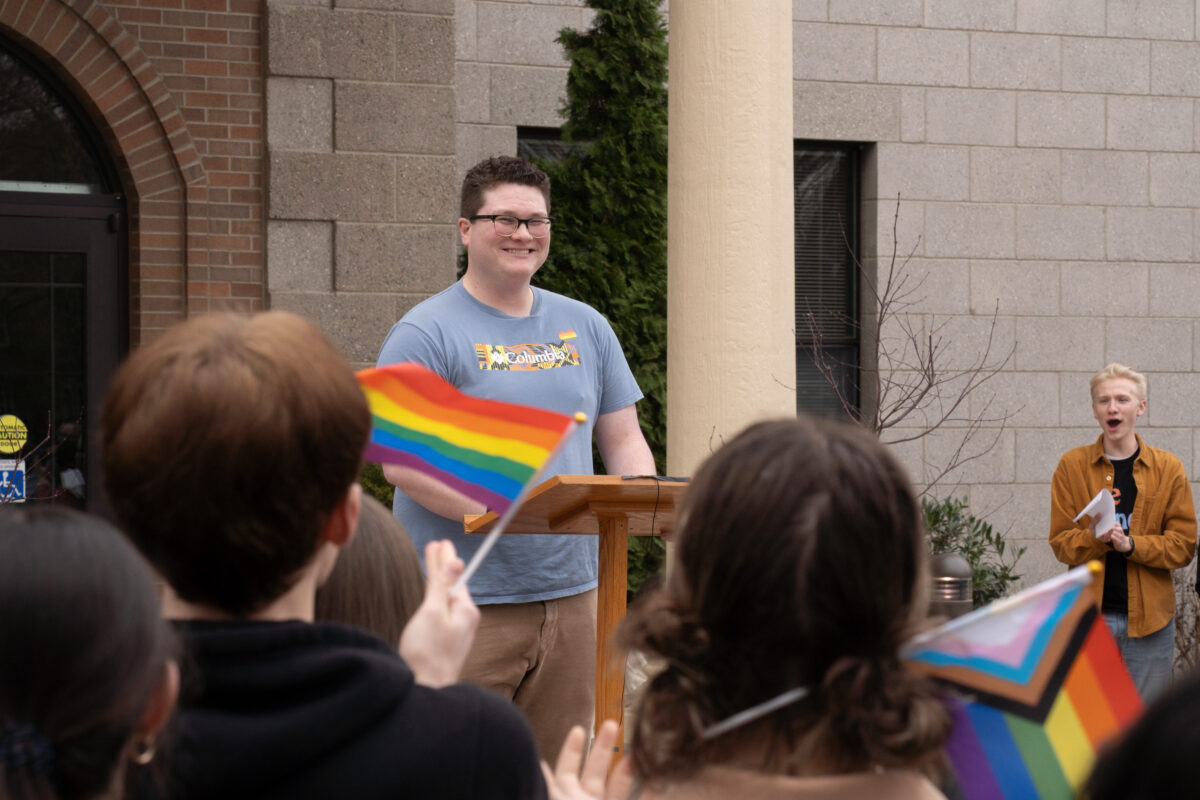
xmin=0 ymin=415 xmax=28 ymax=454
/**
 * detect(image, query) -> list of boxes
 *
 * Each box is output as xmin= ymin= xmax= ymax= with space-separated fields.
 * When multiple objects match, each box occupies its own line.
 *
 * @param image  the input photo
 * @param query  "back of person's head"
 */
xmin=1083 ymin=666 xmax=1200 ymax=800
xmin=620 ymin=417 xmax=949 ymax=785
xmin=315 ymin=494 xmax=425 ymax=645
xmin=101 ymin=311 xmax=371 ymax=617
xmin=0 ymin=506 xmax=175 ymax=800
xmin=459 ymin=155 xmax=551 ymax=218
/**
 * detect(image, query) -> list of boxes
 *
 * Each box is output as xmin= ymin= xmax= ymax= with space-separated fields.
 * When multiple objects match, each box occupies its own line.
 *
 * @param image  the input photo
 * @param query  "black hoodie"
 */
xmin=136 ymin=619 xmax=547 ymax=800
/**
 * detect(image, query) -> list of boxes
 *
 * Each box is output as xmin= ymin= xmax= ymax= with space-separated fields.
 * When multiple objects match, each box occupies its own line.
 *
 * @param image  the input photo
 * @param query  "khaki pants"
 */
xmin=459 ymin=588 xmax=597 ymax=760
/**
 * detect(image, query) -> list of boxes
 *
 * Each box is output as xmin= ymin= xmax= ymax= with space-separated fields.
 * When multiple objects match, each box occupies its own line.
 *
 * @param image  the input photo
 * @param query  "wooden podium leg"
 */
xmin=595 ymin=511 xmax=629 ymax=756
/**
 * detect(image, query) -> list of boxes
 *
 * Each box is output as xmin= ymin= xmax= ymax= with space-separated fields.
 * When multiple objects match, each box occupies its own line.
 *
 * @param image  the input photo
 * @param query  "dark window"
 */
xmin=0 ymin=39 xmax=116 ymax=194
xmin=795 ymin=143 xmax=861 ymax=419
xmin=517 ymin=127 xmax=583 ymax=163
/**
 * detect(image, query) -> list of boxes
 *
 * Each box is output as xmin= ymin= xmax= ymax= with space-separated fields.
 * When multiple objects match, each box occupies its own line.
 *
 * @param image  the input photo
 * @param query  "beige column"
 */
xmin=666 ymin=1 xmax=796 ymax=477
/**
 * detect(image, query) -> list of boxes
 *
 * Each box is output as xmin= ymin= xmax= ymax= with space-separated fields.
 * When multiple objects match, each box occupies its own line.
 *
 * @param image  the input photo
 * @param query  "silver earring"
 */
xmin=130 ymin=735 xmax=156 ymax=765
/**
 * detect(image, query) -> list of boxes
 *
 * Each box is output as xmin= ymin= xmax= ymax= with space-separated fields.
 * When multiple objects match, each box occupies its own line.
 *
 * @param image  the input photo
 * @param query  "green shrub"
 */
xmin=627 ymin=534 xmax=665 ymax=602
xmin=537 ymin=0 xmax=670 ymax=599
xmin=359 ymin=462 xmax=394 ymax=507
xmin=533 ymin=0 xmax=668 ymax=477
xmin=924 ymin=496 xmax=1025 ymax=607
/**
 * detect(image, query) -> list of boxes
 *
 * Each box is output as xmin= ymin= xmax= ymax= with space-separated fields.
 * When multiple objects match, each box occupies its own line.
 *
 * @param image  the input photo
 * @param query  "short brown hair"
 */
xmin=315 ymin=494 xmax=425 ymax=645
xmin=101 ymin=311 xmax=371 ymax=616
xmin=620 ymin=418 xmax=949 ymax=784
xmin=459 ymin=155 xmax=551 ymax=219
xmin=1090 ymin=363 xmax=1147 ymax=402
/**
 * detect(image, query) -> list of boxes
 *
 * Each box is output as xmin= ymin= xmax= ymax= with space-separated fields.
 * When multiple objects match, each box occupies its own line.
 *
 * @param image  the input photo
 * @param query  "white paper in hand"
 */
xmin=1074 ymin=488 xmax=1116 ymax=538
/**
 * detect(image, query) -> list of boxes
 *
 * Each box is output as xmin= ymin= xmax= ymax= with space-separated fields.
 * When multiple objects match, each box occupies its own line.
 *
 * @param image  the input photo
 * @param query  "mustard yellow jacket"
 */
xmin=1050 ymin=434 xmax=1196 ymax=637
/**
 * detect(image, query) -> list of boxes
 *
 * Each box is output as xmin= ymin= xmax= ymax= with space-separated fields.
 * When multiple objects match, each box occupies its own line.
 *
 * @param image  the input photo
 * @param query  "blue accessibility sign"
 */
xmin=0 ymin=459 xmax=26 ymax=503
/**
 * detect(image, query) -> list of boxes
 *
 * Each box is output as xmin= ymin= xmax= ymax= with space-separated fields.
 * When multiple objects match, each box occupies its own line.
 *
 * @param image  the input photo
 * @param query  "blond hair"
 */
xmin=1090 ymin=363 xmax=1147 ymax=402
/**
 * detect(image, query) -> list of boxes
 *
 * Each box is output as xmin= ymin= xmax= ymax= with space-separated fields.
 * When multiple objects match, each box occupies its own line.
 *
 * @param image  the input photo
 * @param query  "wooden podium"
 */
xmin=464 ymin=474 xmax=688 ymax=748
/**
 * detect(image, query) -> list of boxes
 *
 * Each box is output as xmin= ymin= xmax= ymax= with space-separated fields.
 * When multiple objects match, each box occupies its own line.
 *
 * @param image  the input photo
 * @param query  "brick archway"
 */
xmin=1 ymin=0 xmax=210 ymax=344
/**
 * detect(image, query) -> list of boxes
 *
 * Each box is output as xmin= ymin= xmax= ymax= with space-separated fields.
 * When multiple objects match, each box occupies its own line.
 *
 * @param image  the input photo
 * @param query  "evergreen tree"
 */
xmin=532 ymin=0 xmax=668 ymax=476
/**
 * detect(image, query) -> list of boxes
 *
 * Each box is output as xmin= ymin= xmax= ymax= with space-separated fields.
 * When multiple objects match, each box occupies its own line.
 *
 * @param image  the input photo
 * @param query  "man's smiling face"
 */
xmin=459 ymin=183 xmax=550 ymax=288
xmin=1092 ymin=377 xmax=1146 ymax=450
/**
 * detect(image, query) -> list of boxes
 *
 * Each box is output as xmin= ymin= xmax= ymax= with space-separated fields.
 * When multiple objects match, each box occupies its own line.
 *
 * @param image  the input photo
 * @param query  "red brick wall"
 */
xmin=103 ymin=0 xmax=265 ymax=322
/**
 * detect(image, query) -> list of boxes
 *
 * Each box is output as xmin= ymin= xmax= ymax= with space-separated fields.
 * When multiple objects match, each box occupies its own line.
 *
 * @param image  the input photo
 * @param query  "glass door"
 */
xmin=0 ymin=198 xmax=125 ymax=510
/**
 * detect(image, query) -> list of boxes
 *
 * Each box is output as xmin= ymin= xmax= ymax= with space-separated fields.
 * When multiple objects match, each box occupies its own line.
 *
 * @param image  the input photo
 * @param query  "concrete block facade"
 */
xmin=360 ymin=0 xmax=1200 ymax=597
xmin=264 ymin=0 xmax=457 ymax=361
xmin=454 ymin=0 xmax=588 ymax=180
xmin=785 ymin=2 xmax=1200 ymax=587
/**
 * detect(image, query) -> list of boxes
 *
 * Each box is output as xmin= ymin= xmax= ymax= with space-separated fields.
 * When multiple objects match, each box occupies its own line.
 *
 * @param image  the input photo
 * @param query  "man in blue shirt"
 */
xmin=377 ymin=156 xmax=655 ymax=756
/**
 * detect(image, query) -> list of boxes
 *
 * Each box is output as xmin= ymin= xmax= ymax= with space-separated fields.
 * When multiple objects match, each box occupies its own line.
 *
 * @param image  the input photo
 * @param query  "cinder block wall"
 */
xmin=454 ymin=0 xmax=591 ymax=181
xmin=439 ymin=1 xmax=1200 ymax=590
xmin=264 ymin=0 xmax=458 ymax=367
xmin=791 ymin=1 xmax=1200 ymax=587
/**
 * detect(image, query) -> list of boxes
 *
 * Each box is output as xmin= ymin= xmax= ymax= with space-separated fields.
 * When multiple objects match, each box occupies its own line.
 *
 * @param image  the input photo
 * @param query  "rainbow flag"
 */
xmin=904 ymin=564 xmax=1142 ymax=800
xmin=357 ymin=362 xmax=576 ymax=514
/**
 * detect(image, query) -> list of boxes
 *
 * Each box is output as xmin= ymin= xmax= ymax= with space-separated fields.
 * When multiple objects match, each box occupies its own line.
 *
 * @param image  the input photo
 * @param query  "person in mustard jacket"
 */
xmin=1050 ymin=363 xmax=1197 ymax=702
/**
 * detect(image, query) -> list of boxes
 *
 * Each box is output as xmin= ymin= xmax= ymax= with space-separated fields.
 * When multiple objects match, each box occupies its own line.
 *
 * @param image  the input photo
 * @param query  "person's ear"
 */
xmin=324 ymin=483 xmax=362 ymax=548
xmin=458 ymin=217 xmax=472 ymax=246
xmin=136 ymin=660 xmax=179 ymax=739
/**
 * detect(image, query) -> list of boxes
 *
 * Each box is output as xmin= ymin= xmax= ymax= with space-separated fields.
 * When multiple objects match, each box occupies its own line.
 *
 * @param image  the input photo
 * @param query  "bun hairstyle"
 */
xmin=619 ymin=418 xmax=950 ymax=784
xmin=0 ymin=507 xmax=175 ymax=800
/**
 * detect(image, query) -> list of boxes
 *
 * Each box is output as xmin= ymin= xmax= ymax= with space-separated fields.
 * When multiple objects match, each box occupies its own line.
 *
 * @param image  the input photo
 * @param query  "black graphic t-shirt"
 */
xmin=1101 ymin=449 xmax=1138 ymax=614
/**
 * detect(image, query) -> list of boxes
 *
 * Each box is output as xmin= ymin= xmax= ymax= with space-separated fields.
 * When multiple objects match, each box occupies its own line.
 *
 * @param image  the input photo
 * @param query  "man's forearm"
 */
xmin=384 ymin=464 xmax=488 ymax=522
xmin=603 ymin=437 xmax=656 ymax=476
xmin=595 ymin=405 xmax=656 ymax=476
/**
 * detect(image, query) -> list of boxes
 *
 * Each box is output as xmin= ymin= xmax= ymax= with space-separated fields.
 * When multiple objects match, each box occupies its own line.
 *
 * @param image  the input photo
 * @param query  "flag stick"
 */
xmin=453 ymin=412 xmax=588 ymax=593
xmin=702 ymin=686 xmax=810 ymax=740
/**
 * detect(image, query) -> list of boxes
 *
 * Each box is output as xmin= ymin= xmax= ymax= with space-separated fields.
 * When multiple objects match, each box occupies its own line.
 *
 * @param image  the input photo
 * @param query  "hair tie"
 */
xmin=0 ymin=721 xmax=55 ymax=777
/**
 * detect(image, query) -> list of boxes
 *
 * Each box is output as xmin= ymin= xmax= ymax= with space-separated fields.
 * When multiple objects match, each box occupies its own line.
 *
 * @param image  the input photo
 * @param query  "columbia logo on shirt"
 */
xmin=474 ymin=339 xmax=582 ymax=371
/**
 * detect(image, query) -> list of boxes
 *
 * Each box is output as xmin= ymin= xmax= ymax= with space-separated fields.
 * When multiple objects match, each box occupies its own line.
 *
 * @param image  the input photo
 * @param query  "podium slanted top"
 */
xmin=463 ymin=474 xmax=688 ymax=537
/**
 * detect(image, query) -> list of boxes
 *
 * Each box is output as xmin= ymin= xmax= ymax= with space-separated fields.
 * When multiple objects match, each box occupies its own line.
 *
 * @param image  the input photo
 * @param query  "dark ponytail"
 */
xmin=0 ymin=507 xmax=174 ymax=800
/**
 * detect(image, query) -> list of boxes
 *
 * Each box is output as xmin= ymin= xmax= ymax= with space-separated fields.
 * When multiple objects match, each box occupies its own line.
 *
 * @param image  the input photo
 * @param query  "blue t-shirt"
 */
xmin=376 ymin=282 xmax=643 ymax=603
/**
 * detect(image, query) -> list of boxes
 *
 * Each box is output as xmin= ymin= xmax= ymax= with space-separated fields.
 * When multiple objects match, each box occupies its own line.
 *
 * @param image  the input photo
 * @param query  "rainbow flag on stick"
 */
xmin=357 ymin=362 xmax=582 ymax=587
xmin=904 ymin=562 xmax=1142 ymax=800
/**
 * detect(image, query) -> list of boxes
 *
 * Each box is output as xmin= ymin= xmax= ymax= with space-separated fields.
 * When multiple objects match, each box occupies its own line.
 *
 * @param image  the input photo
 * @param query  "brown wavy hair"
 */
xmin=619 ymin=418 xmax=950 ymax=785
xmin=315 ymin=495 xmax=425 ymax=646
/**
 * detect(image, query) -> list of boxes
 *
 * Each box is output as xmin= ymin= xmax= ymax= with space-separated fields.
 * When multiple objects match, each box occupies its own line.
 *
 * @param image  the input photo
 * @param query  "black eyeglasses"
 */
xmin=469 ymin=214 xmax=554 ymax=238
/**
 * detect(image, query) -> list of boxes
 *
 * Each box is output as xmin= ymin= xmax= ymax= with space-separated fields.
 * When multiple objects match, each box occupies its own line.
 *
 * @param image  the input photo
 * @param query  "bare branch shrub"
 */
xmin=800 ymin=196 xmax=1016 ymax=494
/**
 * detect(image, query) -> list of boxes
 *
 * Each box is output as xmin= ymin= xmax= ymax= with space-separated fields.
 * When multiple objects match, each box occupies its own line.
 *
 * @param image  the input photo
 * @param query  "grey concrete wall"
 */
xmin=264 ymin=0 xmax=459 ymax=367
xmin=262 ymin=0 xmax=589 ymax=364
xmin=790 ymin=1 xmax=1200 ymax=589
xmin=454 ymin=0 xmax=591 ymax=182
xmin=263 ymin=0 xmax=1200 ymax=591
